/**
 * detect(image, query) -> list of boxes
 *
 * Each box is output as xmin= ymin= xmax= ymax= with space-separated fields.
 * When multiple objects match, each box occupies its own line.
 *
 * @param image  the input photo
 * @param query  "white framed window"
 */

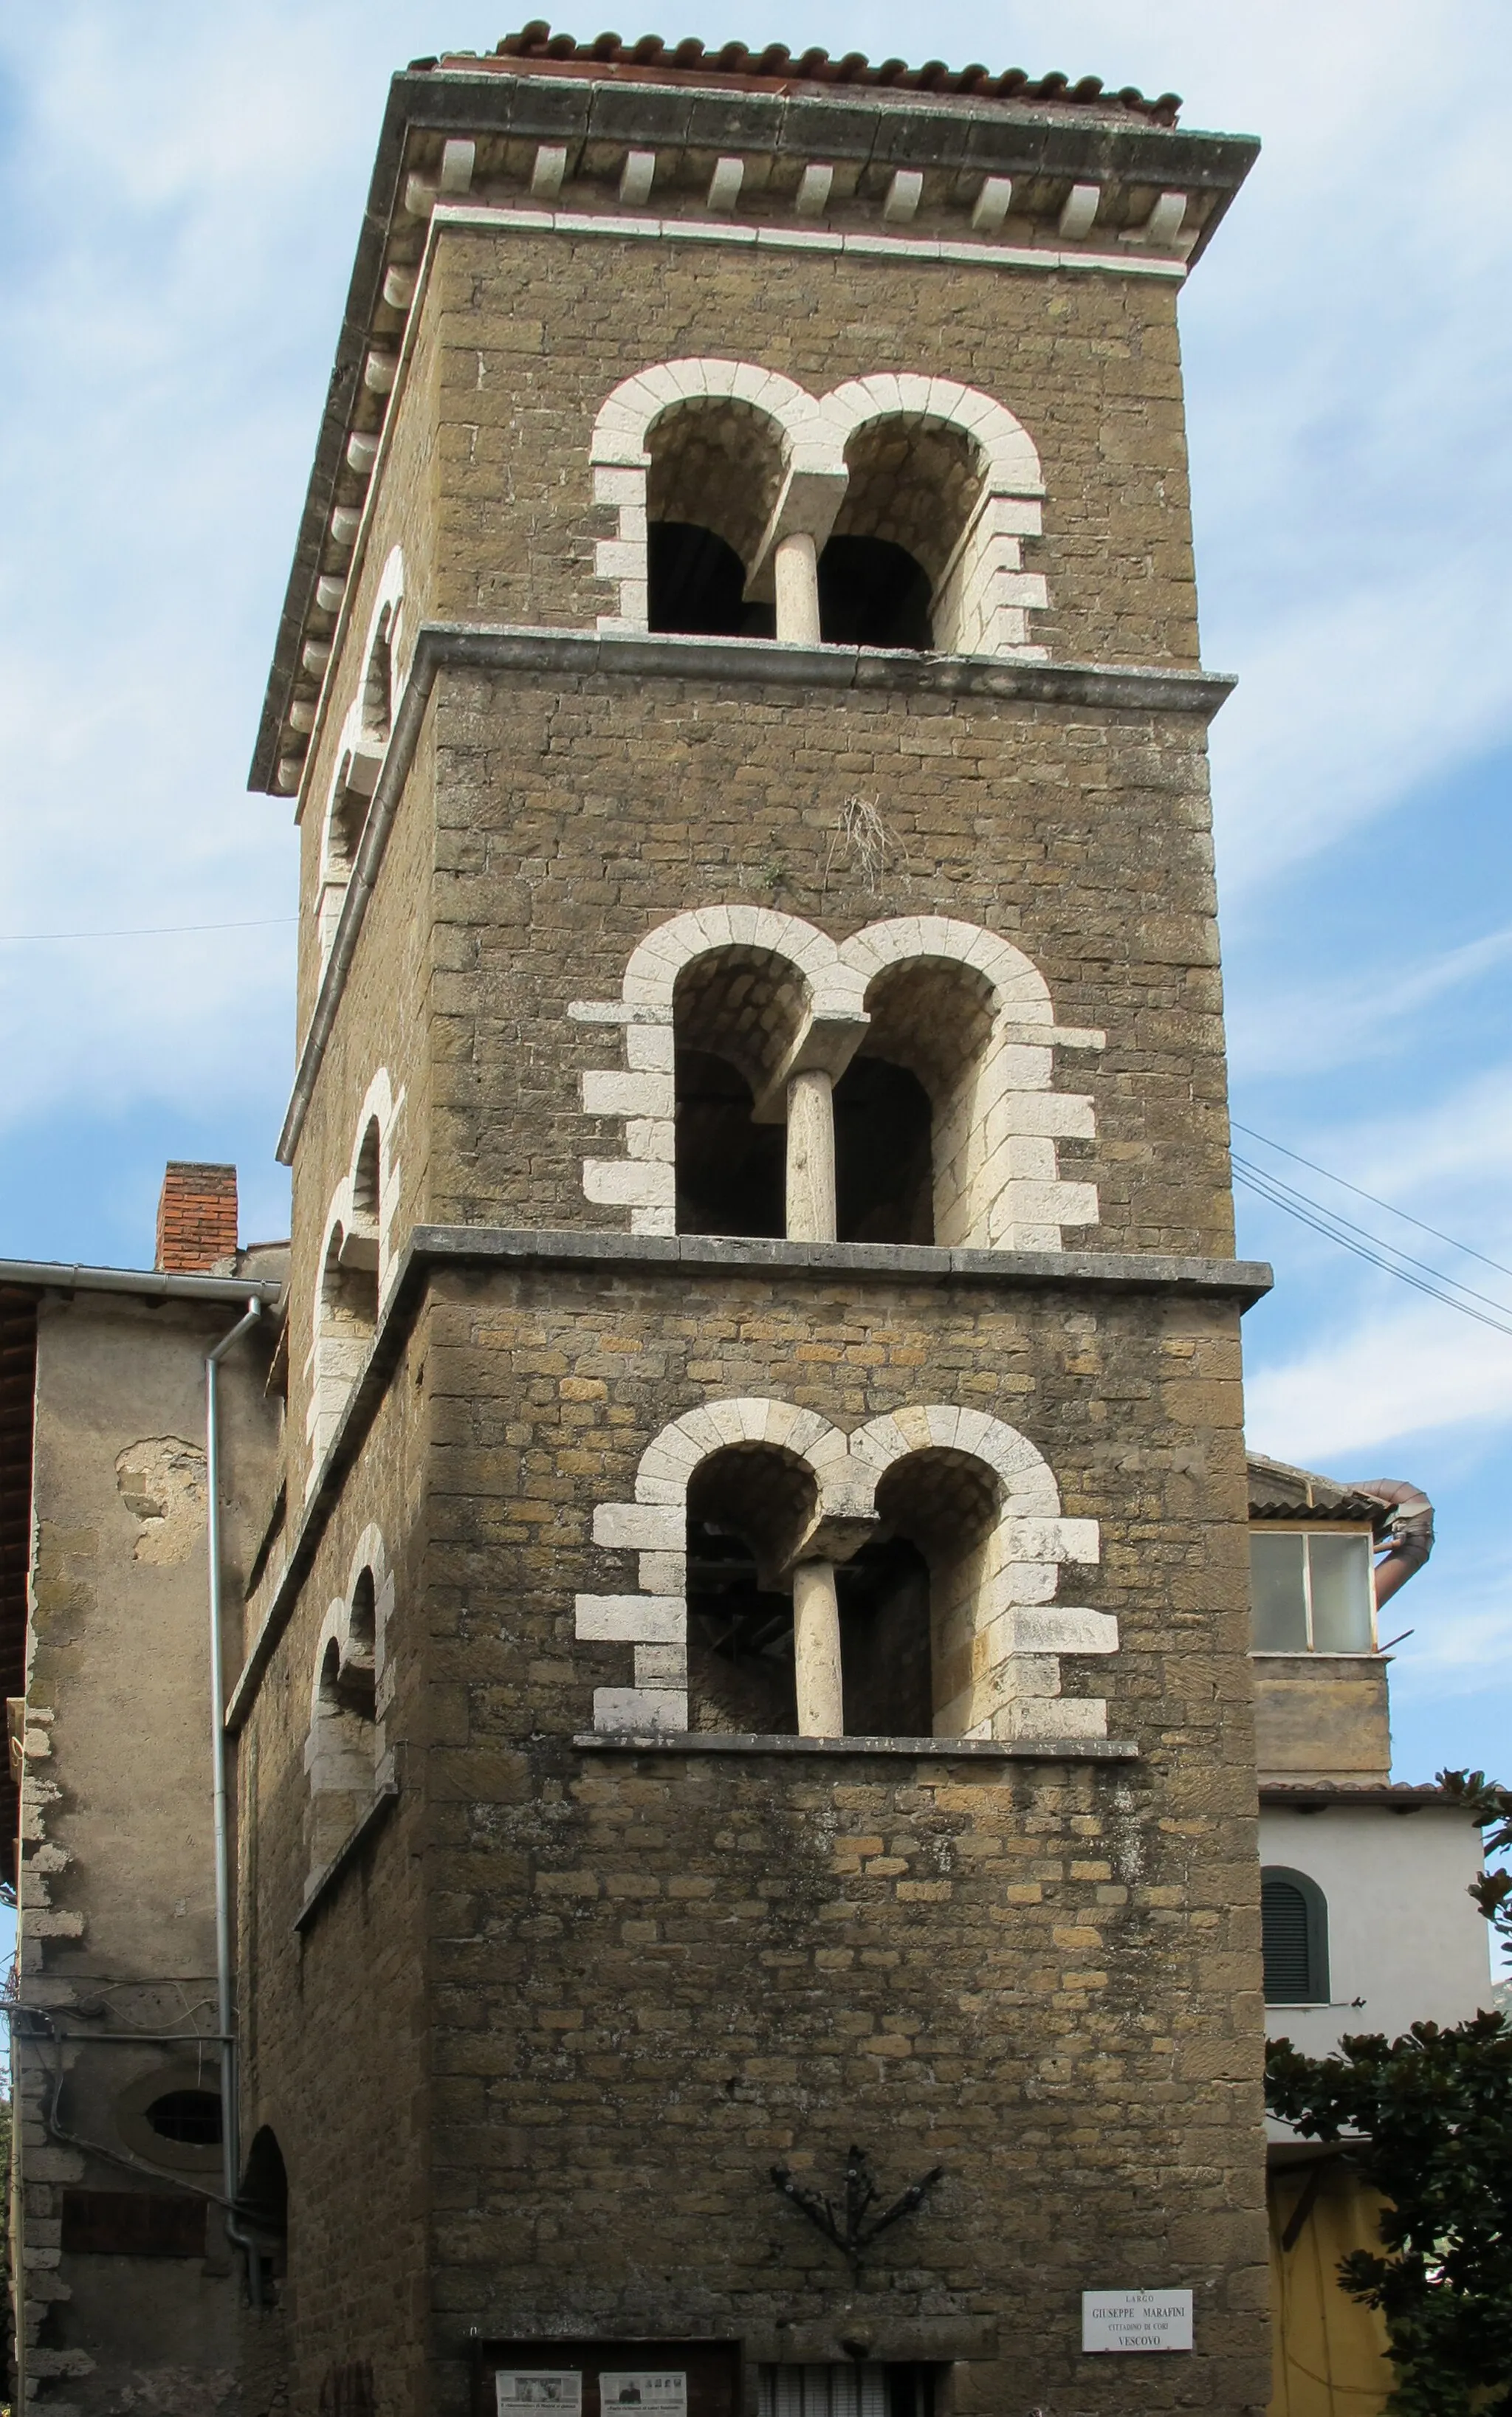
xmin=1250 ymin=1525 xmax=1375 ymax=1654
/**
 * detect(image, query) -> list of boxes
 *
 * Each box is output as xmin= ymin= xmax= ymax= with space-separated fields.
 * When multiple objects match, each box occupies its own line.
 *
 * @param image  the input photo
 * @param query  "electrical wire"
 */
xmin=1232 ymin=1155 xmax=1512 ymax=1323
xmin=0 ymin=916 xmax=296 ymax=941
xmin=1233 ymin=1164 xmax=1512 ymax=1340
xmin=1233 ymin=1119 xmax=1512 ymax=1285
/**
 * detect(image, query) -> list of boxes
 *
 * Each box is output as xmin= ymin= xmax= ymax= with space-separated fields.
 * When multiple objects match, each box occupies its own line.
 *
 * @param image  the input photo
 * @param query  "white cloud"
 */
xmin=1228 ymin=924 xmax=1512 ymax=1080
xmin=1244 ymin=1290 xmax=1512 ymax=1463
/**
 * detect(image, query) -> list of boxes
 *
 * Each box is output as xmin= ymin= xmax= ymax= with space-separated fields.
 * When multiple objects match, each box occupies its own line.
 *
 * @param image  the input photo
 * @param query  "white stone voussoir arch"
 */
xmin=577 ymin=1396 xmax=853 ymax=1733
xmin=303 ymin=1071 xmax=404 ymax=1485
xmin=591 ymin=360 xmax=836 ymax=630
xmin=578 ymin=1398 xmax=1113 ymax=1742
xmin=846 ymin=1405 xmax=1113 ymax=1742
xmin=571 ymin=908 xmax=1101 ymax=1245
xmin=589 ymin=359 xmax=1048 ymax=655
xmin=821 ymin=373 xmax=1048 ymax=656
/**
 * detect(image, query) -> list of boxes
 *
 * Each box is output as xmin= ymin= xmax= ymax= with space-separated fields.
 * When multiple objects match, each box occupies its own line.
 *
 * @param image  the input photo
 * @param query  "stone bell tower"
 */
xmin=239 ymin=30 xmax=1268 ymax=2417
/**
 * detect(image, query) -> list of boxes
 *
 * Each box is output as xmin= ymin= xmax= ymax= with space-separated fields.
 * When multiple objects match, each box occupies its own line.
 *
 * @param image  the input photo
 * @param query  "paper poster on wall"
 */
xmin=1081 ymin=2290 xmax=1194 ymax=2353
xmin=599 ymin=2376 xmax=687 ymax=2415
xmin=496 ymin=2375 xmax=584 ymax=2417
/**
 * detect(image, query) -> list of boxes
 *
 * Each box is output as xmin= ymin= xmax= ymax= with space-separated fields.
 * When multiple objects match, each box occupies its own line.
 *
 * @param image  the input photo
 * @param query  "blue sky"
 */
xmin=1 ymin=1 xmax=1509 ymax=1821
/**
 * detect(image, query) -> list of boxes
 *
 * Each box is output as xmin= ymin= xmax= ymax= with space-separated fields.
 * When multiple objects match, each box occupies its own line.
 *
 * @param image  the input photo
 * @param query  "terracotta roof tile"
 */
xmin=417 ymin=22 xmax=1183 ymax=124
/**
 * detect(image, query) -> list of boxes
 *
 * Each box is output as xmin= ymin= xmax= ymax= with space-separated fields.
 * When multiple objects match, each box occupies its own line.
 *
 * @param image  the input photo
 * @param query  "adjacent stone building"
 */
xmin=230 ymin=28 xmax=1274 ymax=2416
xmin=1 ymin=1170 xmax=285 ymax=2413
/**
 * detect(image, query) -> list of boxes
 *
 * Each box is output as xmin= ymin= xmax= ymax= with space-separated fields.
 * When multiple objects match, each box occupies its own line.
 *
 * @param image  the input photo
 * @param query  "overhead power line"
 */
xmin=0 ymin=916 xmax=297 ymax=941
xmin=1232 ymin=1137 xmax=1512 ymax=1341
xmin=1232 ymin=1118 xmax=1512 ymax=1285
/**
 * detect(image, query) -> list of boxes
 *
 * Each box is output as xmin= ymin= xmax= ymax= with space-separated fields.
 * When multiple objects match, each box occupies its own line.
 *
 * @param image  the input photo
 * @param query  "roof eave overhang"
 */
xmin=247 ymin=65 xmax=1259 ymax=791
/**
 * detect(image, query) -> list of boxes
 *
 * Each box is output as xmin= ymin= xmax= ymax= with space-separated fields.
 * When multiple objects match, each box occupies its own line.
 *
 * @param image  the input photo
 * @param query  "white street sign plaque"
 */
xmin=1081 ymin=2290 xmax=1194 ymax=2354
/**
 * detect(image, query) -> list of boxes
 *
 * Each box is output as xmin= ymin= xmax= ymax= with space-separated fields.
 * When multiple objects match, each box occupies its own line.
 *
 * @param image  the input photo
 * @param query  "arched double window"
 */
xmin=1261 ymin=1867 xmax=1330 ymax=2005
xmin=306 ymin=1073 xmax=401 ymax=1477
xmin=594 ymin=364 xmax=1047 ymax=659
xmin=581 ymin=1398 xmax=1111 ymax=1744
xmin=306 ymin=1532 xmax=393 ymax=1888
xmin=578 ymin=910 xmax=1099 ymax=1254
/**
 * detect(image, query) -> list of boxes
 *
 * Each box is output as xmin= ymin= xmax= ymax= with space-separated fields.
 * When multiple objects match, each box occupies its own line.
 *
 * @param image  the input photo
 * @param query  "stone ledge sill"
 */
xmin=573 ymin=1731 xmax=1139 ymax=1761
xmin=412 ymin=1224 xmax=1274 ymax=1304
xmin=293 ymin=1779 xmax=399 ymax=1933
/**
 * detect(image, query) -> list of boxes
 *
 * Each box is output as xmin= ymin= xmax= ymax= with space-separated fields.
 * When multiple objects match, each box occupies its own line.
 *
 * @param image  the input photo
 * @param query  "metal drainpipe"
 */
xmin=205 ymin=1299 xmax=264 ymax=2300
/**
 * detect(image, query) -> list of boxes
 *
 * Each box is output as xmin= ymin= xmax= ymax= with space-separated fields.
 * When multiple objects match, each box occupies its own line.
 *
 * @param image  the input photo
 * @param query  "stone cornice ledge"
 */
xmin=226 ymin=1220 xmax=1269 ymax=1733
xmin=574 ymin=1731 xmax=1138 ymax=1761
xmin=278 ymin=619 xmax=1235 ymax=1162
xmin=434 ymin=623 xmax=1237 ymax=716
xmin=411 ymin=1223 xmax=1272 ymax=1302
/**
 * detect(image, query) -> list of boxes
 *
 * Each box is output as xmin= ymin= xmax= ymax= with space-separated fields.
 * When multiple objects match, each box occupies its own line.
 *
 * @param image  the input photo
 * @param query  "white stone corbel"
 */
xmin=971 ymin=176 xmax=1013 ymax=233
xmin=620 ymin=150 xmax=656 ymax=205
xmin=275 ymin=755 xmax=303 ymax=794
xmin=439 ymin=138 xmax=475 ymax=193
xmin=382 ymin=264 xmax=418 ymax=309
xmin=303 ymin=638 xmax=332 ymax=675
xmin=288 ymin=699 xmax=317 ymax=734
xmin=1058 ymin=182 xmax=1100 ymax=241
xmin=364 ymin=350 xmax=396 ymax=395
xmin=330 ymin=505 xmax=361 ymax=547
xmin=403 ymin=172 xmax=436 ymax=217
xmin=532 ymin=144 xmax=568 ymax=199
xmin=794 ymin=163 xmax=834 ymax=217
xmin=315 ymin=574 xmax=346 ymax=612
xmin=707 ymin=157 xmax=744 ymax=213
xmin=882 ymin=168 xmax=923 ymax=224
xmin=1124 ymin=190 xmax=1188 ymax=247
xmin=347 ymin=432 xmax=379 ymax=475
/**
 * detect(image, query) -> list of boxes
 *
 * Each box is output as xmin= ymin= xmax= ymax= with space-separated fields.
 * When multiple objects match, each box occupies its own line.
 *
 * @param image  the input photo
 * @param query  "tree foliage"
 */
xmin=1263 ymin=1764 xmax=1512 ymax=2417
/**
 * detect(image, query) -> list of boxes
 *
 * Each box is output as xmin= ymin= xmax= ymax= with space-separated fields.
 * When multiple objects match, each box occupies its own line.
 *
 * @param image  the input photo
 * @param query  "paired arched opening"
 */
xmin=306 ymin=1545 xmax=388 ymax=1883
xmin=672 ymin=948 xmax=1002 ymax=1248
xmin=597 ymin=364 xmax=1048 ymax=656
xmin=644 ymin=404 xmax=983 ymax=652
xmin=681 ymin=1437 xmax=1004 ymax=1740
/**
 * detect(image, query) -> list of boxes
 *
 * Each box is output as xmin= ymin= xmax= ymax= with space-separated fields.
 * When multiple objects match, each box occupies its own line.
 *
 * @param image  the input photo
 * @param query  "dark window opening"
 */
xmin=686 ymin=1519 xmax=797 ymax=1733
xmin=818 ymin=534 xmax=933 ymax=649
xmin=835 ymin=1056 xmax=934 ymax=1245
xmin=649 ymin=523 xmax=774 ymax=639
xmin=1262 ymin=1868 xmax=1329 ymax=2004
xmin=238 ymin=2125 xmax=289 ymax=2278
xmin=675 ymin=1048 xmax=785 ymax=1238
xmin=837 ymin=1535 xmax=932 ymax=1736
xmin=145 ymin=2088 xmax=222 ymax=2147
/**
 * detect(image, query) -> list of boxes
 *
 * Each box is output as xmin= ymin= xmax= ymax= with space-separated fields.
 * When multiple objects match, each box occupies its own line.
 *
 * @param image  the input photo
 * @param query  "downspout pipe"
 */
xmin=1353 ymin=1479 xmax=1435 ymax=1612
xmin=205 ymin=1299 xmax=264 ymax=2300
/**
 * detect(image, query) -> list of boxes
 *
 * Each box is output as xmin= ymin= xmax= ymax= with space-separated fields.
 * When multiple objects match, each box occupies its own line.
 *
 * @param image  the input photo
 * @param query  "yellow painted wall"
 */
xmin=1269 ymin=2162 xmax=1395 ymax=2416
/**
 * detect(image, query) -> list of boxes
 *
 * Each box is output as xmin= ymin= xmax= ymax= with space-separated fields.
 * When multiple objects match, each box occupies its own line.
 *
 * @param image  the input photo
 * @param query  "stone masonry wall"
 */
xmin=425 ymin=667 xmax=1231 ymax=1242
xmin=410 ymin=1260 xmax=1267 ymax=2413
xmin=238 ymin=1314 xmax=432 ymax=2417
xmin=427 ymin=227 xmax=1201 ymax=669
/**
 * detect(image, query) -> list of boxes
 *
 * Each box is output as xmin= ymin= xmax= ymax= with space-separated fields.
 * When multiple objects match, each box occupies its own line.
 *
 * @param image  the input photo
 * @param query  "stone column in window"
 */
xmin=773 ymin=531 xmax=821 ymax=645
xmin=785 ymin=1068 xmax=836 ymax=1241
xmin=791 ymin=1558 xmax=844 ymax=1736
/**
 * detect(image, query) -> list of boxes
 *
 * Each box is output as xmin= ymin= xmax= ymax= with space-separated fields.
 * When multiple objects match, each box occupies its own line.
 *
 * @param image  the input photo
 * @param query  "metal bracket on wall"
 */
xmin=770 ymin=2144 xmax=944 ymax=2277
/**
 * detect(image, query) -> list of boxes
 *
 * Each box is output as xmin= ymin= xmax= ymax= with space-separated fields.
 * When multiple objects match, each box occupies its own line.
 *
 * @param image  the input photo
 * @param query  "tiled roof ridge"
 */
xmin=416 ymin=22 xmax=1183 ymax=124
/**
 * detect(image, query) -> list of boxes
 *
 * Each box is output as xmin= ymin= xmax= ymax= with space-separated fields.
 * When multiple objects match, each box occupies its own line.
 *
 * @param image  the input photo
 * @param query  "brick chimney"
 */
xmin=155 ymin=1163 xmax=238 ymax=1273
